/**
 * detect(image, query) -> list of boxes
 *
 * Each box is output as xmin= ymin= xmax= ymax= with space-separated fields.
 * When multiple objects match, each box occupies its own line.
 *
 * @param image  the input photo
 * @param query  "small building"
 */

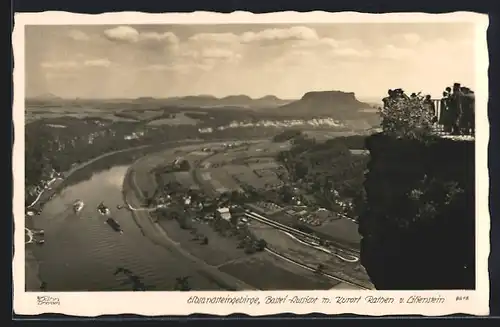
xmin=216 ymin=207 xmax=232 ymax=221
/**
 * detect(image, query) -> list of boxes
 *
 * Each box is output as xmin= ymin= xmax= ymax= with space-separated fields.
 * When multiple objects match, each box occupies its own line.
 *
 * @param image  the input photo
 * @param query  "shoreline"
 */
xmin=122 ymin=149 xmax=258 ymax=291
xmin=24 ymin=144 xmax=155 ymax=291
xmin=24 ymin=140 xmax=206 ymax=291
xmin=24 ymin=138 xmax=257 ymax=291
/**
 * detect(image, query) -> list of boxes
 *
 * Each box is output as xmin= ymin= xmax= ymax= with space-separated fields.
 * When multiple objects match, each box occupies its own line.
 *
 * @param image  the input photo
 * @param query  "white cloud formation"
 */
xmin=241 ymin=26 xmax=319 ymax=43
xmin=29 ymin=24 xmax=475 ymax=99
xmin=103 ymin=26 xmax=179 ymax=46
xmin=41 ymin=61 xmax=80 ymax=70
xmin=84 ymin=59 xmax=112 ymax=67
xmin=201 ymin=48 xmax=240 ymax=60
xmin=41 ymin=58 xmax=112 ymax=70
xmin=104 ymin=26 xmax=140 ymax=43
xmin=142 ymin=63 xmax=208 ymax=74
xmin=67 ymin=30 xmax=90 ymax=41
xmin=331 ymin=48 xmax=372 ymax=58
xmin=188 ymin=32 xmax=239 ymax=44
xmin=141 ymin=31 xmax=179 ymax=44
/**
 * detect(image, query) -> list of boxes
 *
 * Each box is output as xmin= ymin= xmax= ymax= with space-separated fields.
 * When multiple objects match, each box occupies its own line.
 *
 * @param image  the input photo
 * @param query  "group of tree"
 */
xmin=275 ymin=134 xmax=369 ymax=217
xmin=272 ymin=129 xmax=303 ymax=142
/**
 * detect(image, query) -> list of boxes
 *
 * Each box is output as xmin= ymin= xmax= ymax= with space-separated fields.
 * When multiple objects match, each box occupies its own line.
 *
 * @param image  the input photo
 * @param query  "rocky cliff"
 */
xmin=274 ymin=91 xmax=379 ymax=128
xmin=278 ymin=90 xmax=371 ymax=115
xmin=359 ymin=133 xmax=475 ymax=290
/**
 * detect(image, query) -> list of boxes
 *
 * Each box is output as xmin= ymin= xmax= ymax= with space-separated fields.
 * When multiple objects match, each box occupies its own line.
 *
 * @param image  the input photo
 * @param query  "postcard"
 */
xmin=13 ymin=11 xmax=490 ymax=316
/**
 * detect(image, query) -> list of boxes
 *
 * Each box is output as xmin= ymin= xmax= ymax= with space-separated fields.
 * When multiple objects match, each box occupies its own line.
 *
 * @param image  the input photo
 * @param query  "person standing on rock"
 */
xmin=449 ymin=83 xmax=463 ymax=135
xmin=439 ymin=91 xmax=451 ymax=133
xmin=459 ymin=87 xmax=475 ymax=136
xmin=423 ymin=95 xmax=437 ymax=126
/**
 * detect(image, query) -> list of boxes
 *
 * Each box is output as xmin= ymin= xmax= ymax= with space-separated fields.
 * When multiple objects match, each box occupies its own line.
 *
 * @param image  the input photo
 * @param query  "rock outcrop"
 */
xmin=277 ymin=90 xmax=372 ymax=116
xmin=359 ymin=133 xmax=475 ymax=290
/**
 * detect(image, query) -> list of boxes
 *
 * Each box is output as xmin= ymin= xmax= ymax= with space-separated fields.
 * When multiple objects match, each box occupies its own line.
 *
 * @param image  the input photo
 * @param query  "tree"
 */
xmin=379 ymin=91 xmax=434 ymax=140
xmin=255 ymin=239 xmax=267 ymax=251
xmin=179 ymin=160 xmax=191 ymax=171
xmin=315 ymin=263 xmax=325 ymax=275
xmin=174 ymin=276 xmax=191 ymax=291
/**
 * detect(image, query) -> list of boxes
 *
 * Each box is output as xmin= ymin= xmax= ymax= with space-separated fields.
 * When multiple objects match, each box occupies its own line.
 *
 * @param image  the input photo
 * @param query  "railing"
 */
xmin=431 ymin=99 xmax=442 ymax=120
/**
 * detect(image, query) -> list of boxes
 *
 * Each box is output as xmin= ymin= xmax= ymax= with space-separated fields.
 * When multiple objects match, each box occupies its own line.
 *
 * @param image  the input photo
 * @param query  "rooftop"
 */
xmin=217 ymin=207 xmax=230 ymax=214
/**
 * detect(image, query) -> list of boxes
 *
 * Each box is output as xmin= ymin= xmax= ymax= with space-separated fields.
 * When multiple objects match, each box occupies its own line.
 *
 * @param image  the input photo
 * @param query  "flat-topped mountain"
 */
xmin=278 ymin=90 xmax=372 ymax=115
xmin=266 ymin=90 xmax=379 ymax=128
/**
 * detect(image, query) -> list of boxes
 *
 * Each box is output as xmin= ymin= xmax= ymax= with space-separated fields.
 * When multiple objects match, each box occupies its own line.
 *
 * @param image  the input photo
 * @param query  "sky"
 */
xmin=25 ymin=23 xmax=475 ymax=100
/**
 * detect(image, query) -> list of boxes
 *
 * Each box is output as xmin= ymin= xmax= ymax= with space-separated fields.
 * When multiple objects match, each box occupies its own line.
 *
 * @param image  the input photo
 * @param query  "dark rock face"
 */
xmin=359 ymin=133 xmax=475 ymax=290
xmin=301 ymin=90 xmax=358 ymax=103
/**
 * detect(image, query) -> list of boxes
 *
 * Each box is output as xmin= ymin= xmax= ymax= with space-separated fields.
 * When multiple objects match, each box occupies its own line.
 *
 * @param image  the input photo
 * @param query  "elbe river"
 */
xmin=27 ymin=165 xmax=223 ymax=292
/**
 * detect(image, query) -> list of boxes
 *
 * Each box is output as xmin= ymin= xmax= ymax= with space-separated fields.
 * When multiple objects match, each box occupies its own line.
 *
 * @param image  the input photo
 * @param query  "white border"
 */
xmin=13 ymin=11 xmax=490 ymax=317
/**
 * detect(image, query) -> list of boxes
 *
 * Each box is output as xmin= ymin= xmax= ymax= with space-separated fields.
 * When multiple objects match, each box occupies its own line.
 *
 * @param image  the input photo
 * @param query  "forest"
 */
xmin=276 ymin=132 xmax=369 ymax=217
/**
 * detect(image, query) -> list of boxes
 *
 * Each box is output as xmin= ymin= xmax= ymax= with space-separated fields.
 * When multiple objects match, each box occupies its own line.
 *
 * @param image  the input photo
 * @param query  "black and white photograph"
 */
xmin=14 ymin=11 xmax=489 ymax=316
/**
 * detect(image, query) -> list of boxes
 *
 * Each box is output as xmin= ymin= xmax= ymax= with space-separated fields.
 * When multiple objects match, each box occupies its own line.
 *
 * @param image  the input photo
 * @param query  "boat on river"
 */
xmin=97 ymin=202 xmax=111 ymax=216
xmin=106 ymin=217 xmax=123 ymax=234
xmin=73 ymin=200 xmax=85 ymax=213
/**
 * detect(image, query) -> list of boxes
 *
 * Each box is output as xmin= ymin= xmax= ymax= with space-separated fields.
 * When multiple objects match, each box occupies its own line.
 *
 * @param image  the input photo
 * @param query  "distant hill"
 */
xmin=162 ymin=94 xmax=292 ymax=108
xmin=268 ymin=90 xmax=380 ymax=128
xmin=278 ymin=91 xmax=371 ymax=115
xmin=29 ymin=93 xmax=63 ymax=101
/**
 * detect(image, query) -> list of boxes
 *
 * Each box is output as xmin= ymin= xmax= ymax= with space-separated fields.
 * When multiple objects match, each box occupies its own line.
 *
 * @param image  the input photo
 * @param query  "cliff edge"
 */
xmin=358 ymin=133 xmax=475 ymax=290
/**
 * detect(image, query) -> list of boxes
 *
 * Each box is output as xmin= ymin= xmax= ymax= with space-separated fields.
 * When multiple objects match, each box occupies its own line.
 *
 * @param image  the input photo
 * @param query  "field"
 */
xmin=210 ymin=169 xmax=243 ymax=192
xmin=173 ymin=172 xmax=200 ymax=190
xmin=146 ymin=112 xmax=200 ymax=126
xmin=268 ymin=211 xmax=361 ymax=250
xmin=25 ymin=103 xmax=204 ymax=126
xmin=249 ymin=221 xmax=372 ymax=288
xmin=233 ymin=170 xmax=283 ymax=190
xmin=156 ymin=218 xmax=248 ymax=267
xmin=309 ymin=219 xmax=361 ymax=248
xmin=25 ymin=109 xmax=138 ymax=124
xmin=218 ymin=252 xmax=337 ymax=290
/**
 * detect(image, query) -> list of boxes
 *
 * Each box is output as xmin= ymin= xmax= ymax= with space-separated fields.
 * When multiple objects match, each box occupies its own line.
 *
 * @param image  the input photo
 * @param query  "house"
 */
xmin=216 ymin=207 xmax=232 ymax=221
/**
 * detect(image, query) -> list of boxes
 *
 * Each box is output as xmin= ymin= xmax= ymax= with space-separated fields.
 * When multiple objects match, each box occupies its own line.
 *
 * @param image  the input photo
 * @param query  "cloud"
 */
xmin=187 ymin=26 xmax=320 ymax=46
xmin=103 ymin=26 xmax=179 ymax=47
xmin=104 ymin=26 xmax=140 ymax=43
xmin=141 ymin=31 xmax=179 ymax=44
xmin=67 ymin=30 xmax=90 ymax=41
xmin=41 ymin=58 xmax=112 ymax=70
xmin=241 ymin=26 xmax=319 ymax=43
xmin=41 ymin=61 xmax=80 ymax=70
xmin=142 ymin=64 xmax=177 ymax=71
xmin=302 ymin=37 xmax=339 ymax=48
xmin=141 ymin=63 xmax=202 ymax=74
xmin=188 ymin=33 xmax=239 ymax=44
xmin=201 ymin=48 xmax=239 ymax=60
xmin=331 ymin=48 xmax=371 ymax=58
xmin=84 ymin=59 xmax=112 ymax=67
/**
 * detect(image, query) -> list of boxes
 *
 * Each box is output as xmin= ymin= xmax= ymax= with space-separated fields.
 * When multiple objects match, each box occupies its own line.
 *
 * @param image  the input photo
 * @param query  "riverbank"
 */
xmin=24 ymin=138 xmax=266 ymax=291
xmin=24 ymin=145 xmax=151 ymax=291
xmin=122 ymin=142 xmax=345 ymax=290
xmin=122 ymin=147 xmax=258 ymax=291
xmin=24 ymin=140 xmax=215 ymax=291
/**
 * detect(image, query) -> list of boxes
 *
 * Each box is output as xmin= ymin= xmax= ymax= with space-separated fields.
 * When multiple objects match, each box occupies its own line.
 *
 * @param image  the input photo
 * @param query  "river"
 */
xmin=27 ymin=165 xmax=225 ymax=292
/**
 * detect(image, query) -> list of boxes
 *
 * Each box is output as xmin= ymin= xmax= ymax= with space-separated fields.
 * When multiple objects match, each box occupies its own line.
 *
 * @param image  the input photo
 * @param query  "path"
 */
xmin=281 ymin=231 xmax=359 ymax=263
